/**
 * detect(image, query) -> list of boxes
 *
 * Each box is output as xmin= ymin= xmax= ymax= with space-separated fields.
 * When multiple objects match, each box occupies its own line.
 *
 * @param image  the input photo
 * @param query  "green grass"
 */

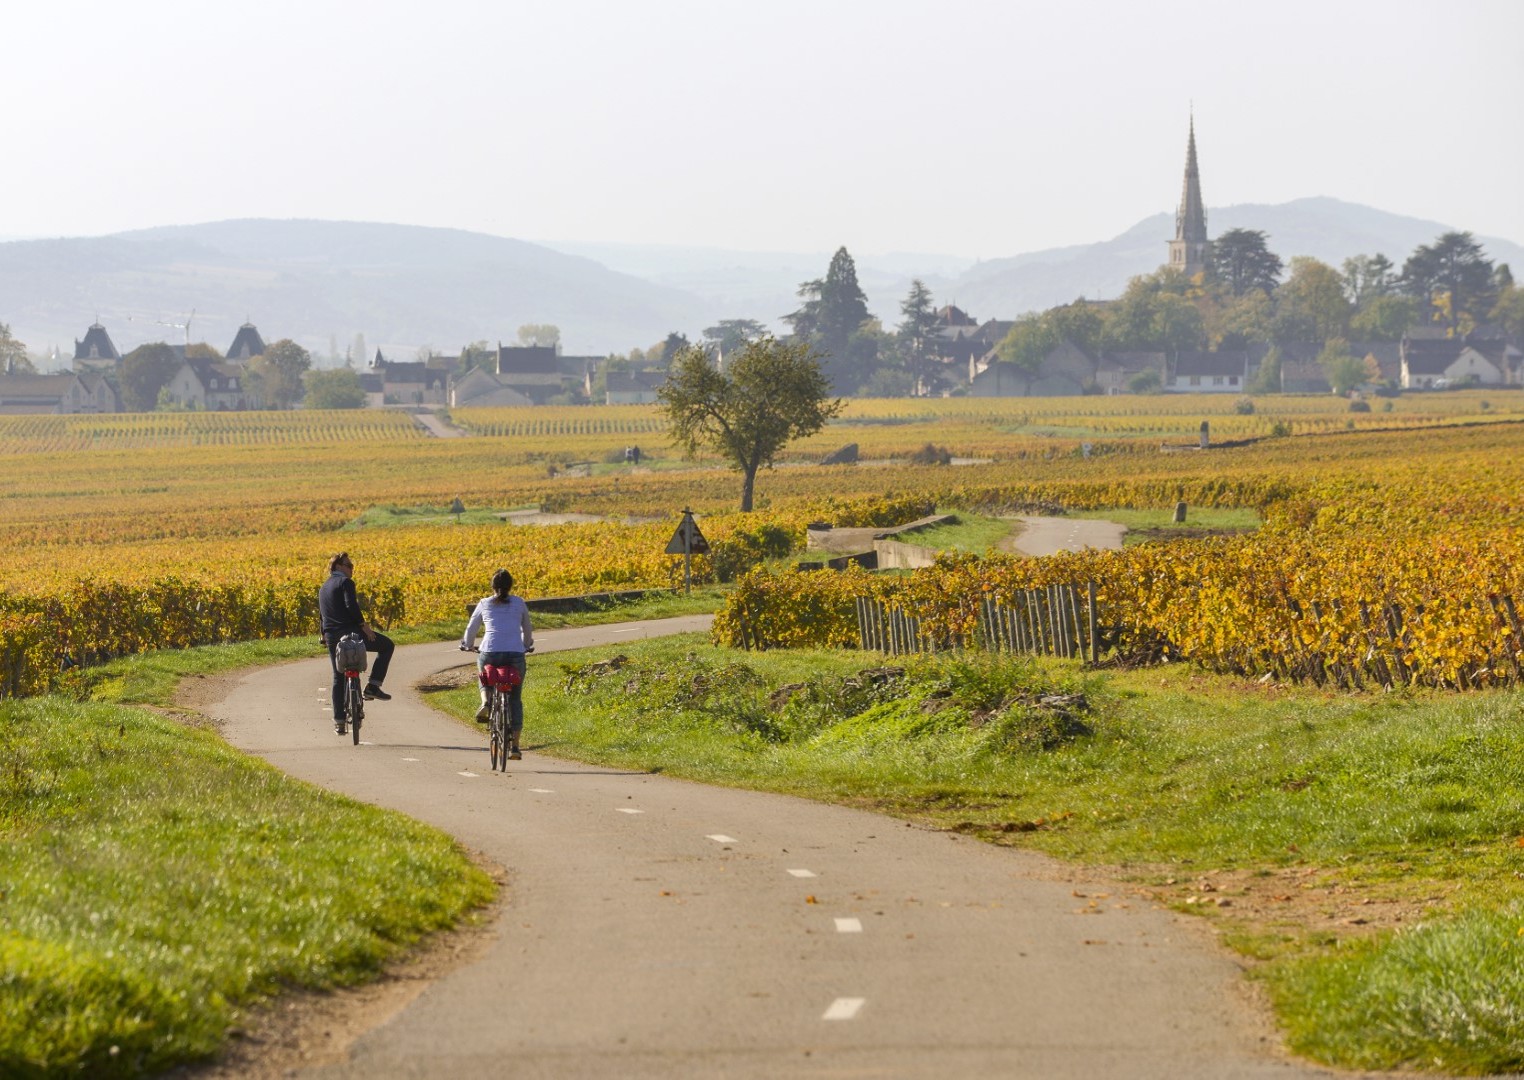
xmin=1071 ymin=505 xmax=1261 ymax=543
xmin=431 ymin=637 xmax=1524 ymax=1074
xmin=1271 ymin=904 xmax=1524 ymax=1074
xmin=3 ymin=598 xmax=761 ymax=1074
xmin=896 ymin=512 xmax=1019 ymax=554
xmin=0 ymin=697 xmax=492 ymax=1077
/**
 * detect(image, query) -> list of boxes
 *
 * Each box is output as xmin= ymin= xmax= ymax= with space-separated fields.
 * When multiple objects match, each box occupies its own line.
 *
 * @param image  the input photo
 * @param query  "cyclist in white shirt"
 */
xmin=461 ymin=569 xmax=534 ymax=756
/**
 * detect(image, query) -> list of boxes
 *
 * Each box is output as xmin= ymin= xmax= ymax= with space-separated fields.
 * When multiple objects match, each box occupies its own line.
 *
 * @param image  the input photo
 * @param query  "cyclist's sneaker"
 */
xmin=363 ymin=684 xmax=391 ymax=701
xmin=335 ymin=721 xmax=347 ymax=735
xmin=509 ymin=745 xmax=522 ymax=760
xmin=475 ymin=705 xmax=490 ymax=722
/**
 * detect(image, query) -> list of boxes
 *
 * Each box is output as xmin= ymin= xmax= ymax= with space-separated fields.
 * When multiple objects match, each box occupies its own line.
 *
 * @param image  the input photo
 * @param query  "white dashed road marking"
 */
xmin=458 ymin=770 xmax=479 ymax=778
xmin=401 ymin=757 xmax=420 ymax=762
xmin=706 ymin=834 xmax=737 ymax=844
xmin=786 ymin=869 xmax=817 ymax=878
xmin=823 ymin=998 xmax=866 ymax=1021
xmin=529 ymin=788 xmax=554 ymax=793
xmin=834 ymin=918 xmax=863 ymax=933
xmin=617 ymin=808 xmax=644 ymax=814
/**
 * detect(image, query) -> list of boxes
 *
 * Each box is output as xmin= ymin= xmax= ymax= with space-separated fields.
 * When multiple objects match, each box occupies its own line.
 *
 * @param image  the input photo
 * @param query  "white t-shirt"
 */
xmin=463 ymin=594 xmax=533 ymax=653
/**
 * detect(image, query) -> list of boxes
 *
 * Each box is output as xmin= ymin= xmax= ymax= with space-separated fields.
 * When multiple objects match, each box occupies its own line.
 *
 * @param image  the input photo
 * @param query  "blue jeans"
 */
xmin=478 ymin=651 xmax=526 ymax=734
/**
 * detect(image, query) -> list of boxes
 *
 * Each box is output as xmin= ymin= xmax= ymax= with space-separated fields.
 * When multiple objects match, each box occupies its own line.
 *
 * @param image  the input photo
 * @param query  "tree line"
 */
xmin=634 ymin=231 xmax=1523 ymax=399
xmin=997 ymin=229 xmax=1522 ymax=395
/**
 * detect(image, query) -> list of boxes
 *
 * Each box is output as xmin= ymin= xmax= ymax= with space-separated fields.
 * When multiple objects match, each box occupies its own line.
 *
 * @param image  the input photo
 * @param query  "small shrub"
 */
xmin=1269 ymin=421 xmax=1292 ymax=438
xmin=1382 ymin=400 xmax=1394 ymax=412
xmin=1234 ymin=397 xmax=1255 ymax=415
xmin=709 ymin=523 xmax=798 ymax=582
xmin=1348 ymin=400 xmax=1371 ymax=413
xmin=909 ymin=443 xmax=953 ymax=466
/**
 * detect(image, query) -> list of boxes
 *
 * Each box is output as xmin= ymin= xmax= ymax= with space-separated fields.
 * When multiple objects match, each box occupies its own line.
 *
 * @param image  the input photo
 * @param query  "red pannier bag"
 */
xmin=479 ymin=664 xmax=523 ymax=691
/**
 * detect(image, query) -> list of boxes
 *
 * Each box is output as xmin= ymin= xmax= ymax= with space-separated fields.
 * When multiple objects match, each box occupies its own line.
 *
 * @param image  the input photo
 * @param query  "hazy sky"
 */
xmin=7 ymin=0 xmax=1520 ymax=258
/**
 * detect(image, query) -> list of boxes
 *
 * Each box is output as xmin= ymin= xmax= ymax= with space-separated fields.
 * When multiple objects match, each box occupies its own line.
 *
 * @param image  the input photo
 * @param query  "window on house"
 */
xmin=1230 ymin=376 xmax=1239 ymax=385
xmin=1213 ymin=376 xmax=1223 ymax=385
xmin=209 ymin=378 xmax=219 ymax=389
xmin=1189 ymin=375 xmax=1200 ymax=386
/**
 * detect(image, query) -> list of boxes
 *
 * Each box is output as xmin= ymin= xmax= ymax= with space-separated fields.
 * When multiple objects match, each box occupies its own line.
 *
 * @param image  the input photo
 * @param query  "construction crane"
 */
xmin=156 ymin=307 xmax=196 ymax=345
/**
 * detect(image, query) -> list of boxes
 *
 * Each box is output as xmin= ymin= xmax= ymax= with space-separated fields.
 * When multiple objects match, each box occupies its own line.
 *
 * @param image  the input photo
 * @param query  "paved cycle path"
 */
xmin=1006 ymin=516 xmax=1127 ymax=557
xmin=209 ymin=616 xmax=1344 ymax=1079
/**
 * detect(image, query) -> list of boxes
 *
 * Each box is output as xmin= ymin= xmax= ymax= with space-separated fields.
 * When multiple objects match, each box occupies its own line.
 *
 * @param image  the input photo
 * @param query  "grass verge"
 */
xmin=896 ymin=512 xmax=1019 ymax=554
xmin=1070 ymin=505 xmax=1260 ymax=544
xmin=0 ymin=696 xmax=493 ymax=1077
xmin=2 ymin=594 xmax=723 ymax=1073
xmin=431 ymin=636 xmax=1524 ymax=1074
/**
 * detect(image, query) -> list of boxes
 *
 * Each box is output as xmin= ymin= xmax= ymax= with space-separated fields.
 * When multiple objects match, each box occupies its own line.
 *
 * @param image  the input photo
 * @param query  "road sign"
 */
xmin=665 ymin=511 xmax=709 ymax=555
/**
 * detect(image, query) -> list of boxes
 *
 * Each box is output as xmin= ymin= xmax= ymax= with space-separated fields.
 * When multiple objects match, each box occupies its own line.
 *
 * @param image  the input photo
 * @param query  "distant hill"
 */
xmin=5 ymin=203 xmax=1519 ymax=368
xmin=0 ymin=219 xmax=714 ymax=362
xmin=949 ymin=197 xmax=1524 ymax=318
xmin=547 ymin=198 xmax=1524 ymax=328
xmin=543 ymin=241 xmax=976 ymax=335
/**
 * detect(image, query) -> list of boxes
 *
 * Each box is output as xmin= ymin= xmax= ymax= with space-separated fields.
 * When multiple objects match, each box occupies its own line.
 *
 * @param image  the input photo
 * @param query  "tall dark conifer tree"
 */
xmin=785 ymin=247 xmax=873 ymax=392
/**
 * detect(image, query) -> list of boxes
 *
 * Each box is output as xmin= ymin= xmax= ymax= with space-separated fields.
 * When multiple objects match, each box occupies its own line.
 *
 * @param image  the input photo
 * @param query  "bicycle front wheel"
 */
xmin=489 ymin=692 xmax=504 ymax=770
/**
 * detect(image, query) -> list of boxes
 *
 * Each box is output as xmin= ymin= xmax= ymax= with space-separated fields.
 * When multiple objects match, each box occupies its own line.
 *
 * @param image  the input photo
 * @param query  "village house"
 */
xmin=359 ymin=371 xmax=385 ymax=408
xmin=1096 ymin=350 xmax=1166 ymax=394
xmin=1169 ymin=350 xmax=1247 ymax=393
xmin=449 ymin=365 xmax=533 ymax=408
xmin=0 ymin=370 xmax=119 ymax=414
xmin=226 ymin=322 xmax=267 ymax=362
xmin=72 ymin=322 xmax=121 ymax=372
xmin=603 ymin=369 xmax=666 ymax=405
xmin=163 ymin=358 xmax=258 ymax=410
xmin=491 ymin=344 xmax=578 ymax=404
xmin=1400 ymin=335 xmax=1506 ymax=389
xmin=970 ymin=340 xmax=1097 ymax=397
xmin=373 ymin=350 xmax=449 ymax=404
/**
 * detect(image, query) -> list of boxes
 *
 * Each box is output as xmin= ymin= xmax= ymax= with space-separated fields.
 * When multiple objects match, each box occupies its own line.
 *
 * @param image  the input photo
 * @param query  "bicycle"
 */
xmin=462 ymin=645 xmax=529 ymax=771
xmin=333 ymin=632 xmax=368 ymax=745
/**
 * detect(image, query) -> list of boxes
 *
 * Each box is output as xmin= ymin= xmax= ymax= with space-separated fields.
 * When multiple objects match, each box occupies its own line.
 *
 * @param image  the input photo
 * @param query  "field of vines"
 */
xmin=715 ymin=422 xmax=1524 ymax=692
xmin=4 ymin=392 xmax=1524 ymax=695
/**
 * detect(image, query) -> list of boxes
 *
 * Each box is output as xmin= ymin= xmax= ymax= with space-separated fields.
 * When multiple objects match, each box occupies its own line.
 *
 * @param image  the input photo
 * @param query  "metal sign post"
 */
xmin=664 ymin=508 xmax=710 ymax=593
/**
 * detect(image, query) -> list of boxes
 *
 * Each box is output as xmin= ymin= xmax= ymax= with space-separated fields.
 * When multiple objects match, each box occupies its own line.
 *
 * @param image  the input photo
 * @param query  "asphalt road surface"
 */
xmin=1008 ymin=516 xmax=1127 ymax=557
xmin=207 ymin=616 xmax=1342 ymax=1079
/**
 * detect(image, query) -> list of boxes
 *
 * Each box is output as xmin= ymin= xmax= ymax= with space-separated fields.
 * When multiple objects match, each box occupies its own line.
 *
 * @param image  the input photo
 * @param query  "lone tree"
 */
xmin=785 ymin=247 xmax=873 ymax=392
xmin=658 ymin=337 xmax=842 ymax=512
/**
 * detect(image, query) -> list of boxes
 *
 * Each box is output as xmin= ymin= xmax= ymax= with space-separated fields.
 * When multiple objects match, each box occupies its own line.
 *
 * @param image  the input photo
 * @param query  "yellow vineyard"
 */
xmin=4 ymin=393 xmax=1524 ymax=695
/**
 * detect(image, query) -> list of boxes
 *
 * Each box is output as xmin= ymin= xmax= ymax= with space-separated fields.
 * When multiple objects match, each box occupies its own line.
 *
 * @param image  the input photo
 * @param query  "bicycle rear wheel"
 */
xmin=348 ymin=677 xmax=363 ymax=745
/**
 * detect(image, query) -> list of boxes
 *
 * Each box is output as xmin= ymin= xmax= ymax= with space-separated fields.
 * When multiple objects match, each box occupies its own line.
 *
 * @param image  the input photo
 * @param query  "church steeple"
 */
xmin=1167 ymin=116 xmax=1211 ymax=278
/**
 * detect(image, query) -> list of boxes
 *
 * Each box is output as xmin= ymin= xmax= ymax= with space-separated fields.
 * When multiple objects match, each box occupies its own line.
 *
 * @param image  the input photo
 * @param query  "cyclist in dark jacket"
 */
xmin=319 ymin=552 xmax=395 ymax=734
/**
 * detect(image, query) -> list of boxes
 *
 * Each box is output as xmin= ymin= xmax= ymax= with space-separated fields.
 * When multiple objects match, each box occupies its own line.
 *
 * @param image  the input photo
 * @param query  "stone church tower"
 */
xmin=1166 ymin=118 xmax=1211 ymax=278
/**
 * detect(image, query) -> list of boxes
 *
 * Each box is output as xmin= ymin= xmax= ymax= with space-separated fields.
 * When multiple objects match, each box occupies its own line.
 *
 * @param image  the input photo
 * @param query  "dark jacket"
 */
xmin=319 ymin=571 xmax=363 ymax=639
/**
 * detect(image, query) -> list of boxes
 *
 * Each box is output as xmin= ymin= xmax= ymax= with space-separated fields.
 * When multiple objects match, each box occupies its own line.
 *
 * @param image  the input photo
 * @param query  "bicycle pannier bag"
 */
xmin=335 ymin=633 xmax=368 ymax=673
xmin=479 ymin=664 xmax=523 ymax=690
